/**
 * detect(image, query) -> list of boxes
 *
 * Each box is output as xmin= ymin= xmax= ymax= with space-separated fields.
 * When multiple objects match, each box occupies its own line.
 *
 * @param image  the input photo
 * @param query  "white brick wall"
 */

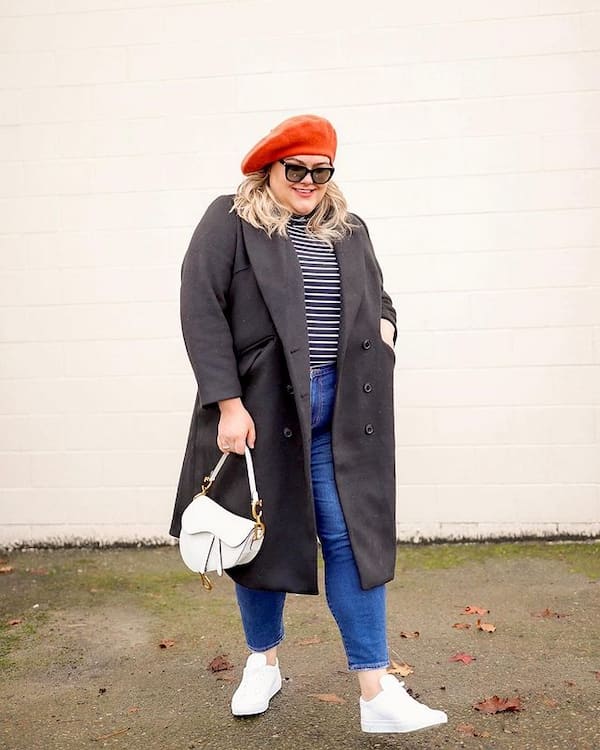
xmin=1 ymin=0 xmax=599 ymax=545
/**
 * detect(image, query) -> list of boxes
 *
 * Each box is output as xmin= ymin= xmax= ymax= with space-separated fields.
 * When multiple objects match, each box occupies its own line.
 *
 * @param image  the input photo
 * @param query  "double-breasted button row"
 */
xmin=283 ymin=427 xmax=293 ymax=438
xmin=363 ymin=382 xmax=373 ymax=393
xmin=364 ymin=423 xmax=374 ymax=435
xmin=362 ymin=339 xmax=372 ymax=350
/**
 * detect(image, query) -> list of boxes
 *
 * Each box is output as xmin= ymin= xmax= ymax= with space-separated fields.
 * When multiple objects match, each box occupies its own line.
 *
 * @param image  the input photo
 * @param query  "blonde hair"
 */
xmin=232 ymin=171 xmax=356 ymax=244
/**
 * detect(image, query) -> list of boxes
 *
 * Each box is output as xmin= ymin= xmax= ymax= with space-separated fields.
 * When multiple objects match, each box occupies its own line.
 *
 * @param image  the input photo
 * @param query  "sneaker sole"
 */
xmin=361 ymin=714 xmax=448 ymax=733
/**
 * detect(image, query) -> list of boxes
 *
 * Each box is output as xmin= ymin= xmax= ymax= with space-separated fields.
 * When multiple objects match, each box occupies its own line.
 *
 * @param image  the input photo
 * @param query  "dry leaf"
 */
xmin=531 ymin=608 xmax=569 ymax=619
xmin=27 ymin=567 xmax=49 ymax=575
xmin=387 ymin=659 xmax=414 ymax=677
xmin=127 ymin=706 xmax=140 ymax=713
xmin=452 ymin=622 xmax=471 ymax=630
xmin=473 ymin=695 xmax=523 ymax=714
xmin=456 ymin=723 xmax=490 ymax=738
xmin=297 ymin=636 xmax=321 ymax=646
xmin=542 ymin=696 xmax=559 ymax=708
xmin=463 ymin=605 xmax=489 ymax=615
xmin=564 ymin=680 xmax=576 ymax=687
xmin=8 ymin=618 xmax=23 ymax=626
xmin=309 ymin=693 xmax=345 ymax=705
xmin=158 ymin=639 xmax=175 ymax=649
xmin=208 ymin=654 xmax=233 ymax=672
xmin=449 ymin=652 xmax=476 ymax=665
xmin=476 ymin=619 xmax=496 ymax=633
xmin=0 ymin=565 xmax=14 ymax=575
xmin=400 ymin=630 xmax=420 ymax=639
xmin=592 ymin=671 xmax=600 ymax=682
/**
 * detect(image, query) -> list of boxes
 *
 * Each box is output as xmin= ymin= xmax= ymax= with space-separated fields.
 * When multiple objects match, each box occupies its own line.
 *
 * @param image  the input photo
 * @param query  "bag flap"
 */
xmin=181 ymin=495 xmax=255 ymax=547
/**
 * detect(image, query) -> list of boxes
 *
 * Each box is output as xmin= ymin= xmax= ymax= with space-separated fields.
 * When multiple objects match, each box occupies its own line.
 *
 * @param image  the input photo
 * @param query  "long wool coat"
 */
xmin=170 ymin=195 xmax=397 ymax=595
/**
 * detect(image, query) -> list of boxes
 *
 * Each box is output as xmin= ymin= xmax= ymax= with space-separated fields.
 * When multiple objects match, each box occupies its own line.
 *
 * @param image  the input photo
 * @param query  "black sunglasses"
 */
xmin=279 ymin=160 xmax=335 ymax=185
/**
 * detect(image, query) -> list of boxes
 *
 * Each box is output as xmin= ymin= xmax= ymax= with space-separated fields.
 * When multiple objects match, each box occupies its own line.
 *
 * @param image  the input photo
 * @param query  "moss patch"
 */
xmin=396 ymin=540 xmax=600 ymax=579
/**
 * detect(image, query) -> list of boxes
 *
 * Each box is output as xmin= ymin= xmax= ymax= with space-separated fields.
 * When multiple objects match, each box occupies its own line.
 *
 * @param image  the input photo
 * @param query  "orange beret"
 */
xmin=241 ymin=114 xmax=337 ymax=175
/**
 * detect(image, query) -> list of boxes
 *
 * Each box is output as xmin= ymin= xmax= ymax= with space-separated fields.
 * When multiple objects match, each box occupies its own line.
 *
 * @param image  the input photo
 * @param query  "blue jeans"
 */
xmin=235 ymin=364 xmax=389 ymax=670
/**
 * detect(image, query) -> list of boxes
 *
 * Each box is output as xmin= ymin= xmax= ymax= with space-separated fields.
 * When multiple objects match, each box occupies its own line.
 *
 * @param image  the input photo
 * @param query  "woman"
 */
xmin=170 ymin=114 xmax=447 ymax=734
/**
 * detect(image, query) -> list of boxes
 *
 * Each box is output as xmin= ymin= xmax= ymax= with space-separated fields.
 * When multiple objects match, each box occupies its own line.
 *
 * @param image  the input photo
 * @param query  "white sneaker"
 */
xmin=360 ymin=674 xmax=448 ymax=733
xmin=231 ymin=652 xmax=282 ymax=716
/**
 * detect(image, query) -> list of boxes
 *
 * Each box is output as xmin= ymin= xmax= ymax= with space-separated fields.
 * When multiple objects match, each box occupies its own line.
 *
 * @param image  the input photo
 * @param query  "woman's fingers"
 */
xmin=217 ymin=403 xmax=256 ymax=454
xmin=247 ymin=421 xmax=256 ymax=450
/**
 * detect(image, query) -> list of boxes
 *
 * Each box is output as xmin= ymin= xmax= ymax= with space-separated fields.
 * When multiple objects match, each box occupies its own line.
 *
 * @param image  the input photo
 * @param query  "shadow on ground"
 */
xmin=1 ymin=541 xmax=599 ymax=750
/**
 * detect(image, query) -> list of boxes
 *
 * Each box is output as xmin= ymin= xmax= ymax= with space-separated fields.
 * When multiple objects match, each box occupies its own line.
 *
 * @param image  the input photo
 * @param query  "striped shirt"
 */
xmin=287 ymin=214 xmax=341 ymax=367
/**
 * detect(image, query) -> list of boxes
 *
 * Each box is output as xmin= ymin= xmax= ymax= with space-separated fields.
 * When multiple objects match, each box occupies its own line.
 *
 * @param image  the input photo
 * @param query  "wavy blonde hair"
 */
xmin=232 ymin=170 xmax=356 ymax=244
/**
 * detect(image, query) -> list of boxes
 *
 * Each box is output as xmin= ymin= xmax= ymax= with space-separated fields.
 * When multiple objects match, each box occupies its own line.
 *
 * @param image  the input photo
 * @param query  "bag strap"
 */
xmin=203 ymin=446 xmax=259 ymax=502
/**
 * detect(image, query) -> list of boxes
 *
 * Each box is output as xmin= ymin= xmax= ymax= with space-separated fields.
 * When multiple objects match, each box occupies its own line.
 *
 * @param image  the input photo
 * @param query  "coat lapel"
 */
xmin=335 ymin=229 xmax=366 ymax=368
xmin=242 ymin=222 xmax=311 ymax=430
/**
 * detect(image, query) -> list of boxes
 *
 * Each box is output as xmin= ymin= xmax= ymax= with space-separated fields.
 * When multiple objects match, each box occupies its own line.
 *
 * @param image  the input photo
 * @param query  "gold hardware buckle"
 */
xmin=251 ymin=497 xmax=265 ymax=541
xmin=198 ymin=475 xmax=214 ymax=496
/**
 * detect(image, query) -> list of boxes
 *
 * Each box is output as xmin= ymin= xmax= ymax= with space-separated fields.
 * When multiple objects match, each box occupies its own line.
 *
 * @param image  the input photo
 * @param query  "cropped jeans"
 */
xmin=235 ymin=363 xmax=389 ymax=671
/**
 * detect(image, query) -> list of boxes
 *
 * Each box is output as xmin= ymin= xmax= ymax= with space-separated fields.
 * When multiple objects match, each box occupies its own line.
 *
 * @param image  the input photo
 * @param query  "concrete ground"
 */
xmin=0 ymin=541 xmax=599 ymax=750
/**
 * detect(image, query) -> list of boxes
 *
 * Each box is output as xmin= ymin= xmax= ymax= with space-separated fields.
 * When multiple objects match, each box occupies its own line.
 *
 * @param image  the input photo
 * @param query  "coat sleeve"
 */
xmin=180 ymin=195 xmax=242 ymax=408
xmin=352 ymin=214 xmax=398 ymax=344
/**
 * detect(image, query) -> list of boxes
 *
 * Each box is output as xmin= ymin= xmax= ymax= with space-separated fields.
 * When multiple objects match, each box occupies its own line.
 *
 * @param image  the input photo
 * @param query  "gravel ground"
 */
xmin=0 ymin=542 xmax=599 ymax=750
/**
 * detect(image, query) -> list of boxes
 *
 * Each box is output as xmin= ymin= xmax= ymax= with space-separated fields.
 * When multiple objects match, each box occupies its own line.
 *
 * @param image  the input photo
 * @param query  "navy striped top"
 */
xmin=287 ymin=214 xmax=341 ymax=367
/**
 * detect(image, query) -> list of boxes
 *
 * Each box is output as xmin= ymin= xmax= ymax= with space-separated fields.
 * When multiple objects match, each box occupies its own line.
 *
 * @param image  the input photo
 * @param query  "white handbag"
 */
xmin=179 ymin=446 xmax=265 ymax=590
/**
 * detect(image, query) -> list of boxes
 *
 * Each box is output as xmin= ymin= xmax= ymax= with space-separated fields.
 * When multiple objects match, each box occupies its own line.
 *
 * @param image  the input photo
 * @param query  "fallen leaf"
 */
xmin=297 ymin=636 xmax=321 ymax=646
xmin=127 ymin=706 xmax=140 ymax=713
xmin=400 ymin=630 xmax=420 ymax=639
xmin=473 ymin=695 xmax=523 ymax=714
xmin=0 ymin=565 xmax=14 ymax=574
xmin=531 ymin=608 xmax=569 ymax=619
xmin=158 ymin=639 xmax=175 ymax=649
xmin=542 ymin=696 xmax=559 ymax=708
xmin=476 ymin=619 xmax=496 ymax=633
xmin=449 ymin=652 xmax=476 ymax=665
xmin=592 ymin=671 xmax=600 ymax=681
xmin=387 ymin=659 xmax=414 ymax=677
xmin=208 ymin=654 xmax=233 ymax=672
xmin=27 ymin=567 xmax=49 ymax=575
xmin=8 ymin=619 xmax=23 ymax=626
xmin=463 ymin=605 xmax=489 ymax=615
xmin=456 ymin=723 xmax=491 ymax=737
xmin=452 ymin=622 xmax=471 ymax=630
xmin=564 ymin=680 xmax=576 ymax=687
xmin=309 ymin=693 xmax=345 ymax=705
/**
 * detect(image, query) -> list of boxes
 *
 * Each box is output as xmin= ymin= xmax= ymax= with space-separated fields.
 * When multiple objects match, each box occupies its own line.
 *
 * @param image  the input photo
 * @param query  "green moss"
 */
xmin=0 ymin=613 xmax=47 ymax=673
xmin=396 ymin=540 xmax=600 ymax=579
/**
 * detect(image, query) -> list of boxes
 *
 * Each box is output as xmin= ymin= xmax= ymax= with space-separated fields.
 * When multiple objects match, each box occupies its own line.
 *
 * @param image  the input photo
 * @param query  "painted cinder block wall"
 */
xmin=1 ymin=0 xmax=599 ymax=545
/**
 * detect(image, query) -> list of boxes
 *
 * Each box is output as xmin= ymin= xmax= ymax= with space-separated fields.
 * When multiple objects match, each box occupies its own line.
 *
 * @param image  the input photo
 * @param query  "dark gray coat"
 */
xmin=170 ymin=195 xmax=397 ymax=594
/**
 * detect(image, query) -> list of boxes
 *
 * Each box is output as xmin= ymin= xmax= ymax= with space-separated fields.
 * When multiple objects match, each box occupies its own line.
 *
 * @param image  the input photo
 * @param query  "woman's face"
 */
xmin=268 ymin=154 xmax=332 ymax=215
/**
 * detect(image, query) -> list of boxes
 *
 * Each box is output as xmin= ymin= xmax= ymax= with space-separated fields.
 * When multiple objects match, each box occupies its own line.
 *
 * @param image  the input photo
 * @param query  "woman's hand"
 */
xmin=380 ymin=318 xmax=395 ymax=350
xmin=217 ymin=397 xmax=256 ymax=454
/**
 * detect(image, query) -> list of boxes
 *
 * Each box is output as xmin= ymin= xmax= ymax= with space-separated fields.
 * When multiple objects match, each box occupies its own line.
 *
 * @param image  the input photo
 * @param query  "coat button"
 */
xmin=283 ymin=427 xmax=293 ymax=438
xmin=285 ymin=384 xmax=294 ymax=395
xmin=364 ymin=423 xmax=374 ymax=435
xmin=362 ymin=339 xmax=372 ymax=350
xmin=363 ymin=382 xmax=373 ymax=393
